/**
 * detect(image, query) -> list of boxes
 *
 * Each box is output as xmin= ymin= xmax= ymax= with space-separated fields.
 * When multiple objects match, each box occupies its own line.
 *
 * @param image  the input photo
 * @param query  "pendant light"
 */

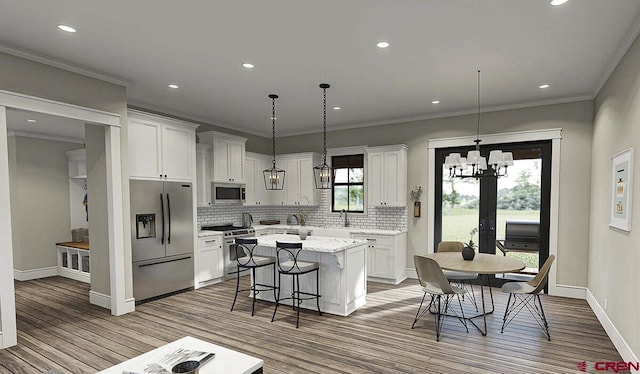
xmin=263 ymin=94 xmax=285 ymax=190
xmin=314 ymin=83 xmax=332 ymax=189
xmin=444 ymin=70 xmax=513 ymax=179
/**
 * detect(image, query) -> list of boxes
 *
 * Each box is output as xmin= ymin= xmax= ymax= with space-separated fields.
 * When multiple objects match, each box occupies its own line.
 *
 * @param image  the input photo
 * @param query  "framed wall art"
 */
xmin=609 ymin=147 xmax=634 ymax=232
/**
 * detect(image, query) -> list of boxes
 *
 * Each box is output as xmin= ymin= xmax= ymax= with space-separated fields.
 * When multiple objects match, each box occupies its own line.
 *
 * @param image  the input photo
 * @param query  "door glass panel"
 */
xmin=496 ymin=150 xmax=542 ymax=276
xmin=441 ymin=171 xmax=480 ymax=250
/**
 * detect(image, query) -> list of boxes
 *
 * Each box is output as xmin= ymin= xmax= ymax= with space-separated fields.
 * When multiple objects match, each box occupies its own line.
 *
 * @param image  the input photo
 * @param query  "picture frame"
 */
xmin=609 ymin=147 xmax=634 ymax=232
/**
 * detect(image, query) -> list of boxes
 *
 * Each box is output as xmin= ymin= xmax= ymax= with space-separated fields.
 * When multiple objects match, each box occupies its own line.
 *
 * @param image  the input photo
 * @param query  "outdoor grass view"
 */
xmin=442 ymin=159 xmax=541 ymax=270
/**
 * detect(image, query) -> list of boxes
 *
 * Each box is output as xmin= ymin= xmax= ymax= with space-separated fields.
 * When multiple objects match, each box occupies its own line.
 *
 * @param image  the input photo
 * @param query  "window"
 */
xmin=331 ymin=154 xmax=364 ymax=212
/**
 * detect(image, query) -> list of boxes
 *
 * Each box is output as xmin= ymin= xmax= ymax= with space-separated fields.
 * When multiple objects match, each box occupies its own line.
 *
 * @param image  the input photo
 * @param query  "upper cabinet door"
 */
xmin=383 ymin=151 xmax=402 ymax=206
xmin=196 ymin=144 xmax=212 ymax=207
xmin=128 ymin=119 xmax=162 ymax=179
xmin=227 ymin=141 xmax=245 ymax=183
xmin=283 ymin=158 xmax=300 ymax=205
xmin=298 ymin=156 xmax=316 ymax=205
xmin=162 ymin=125 xmax=193 ymax=181
xmin=212 ymin=138 xmax=230 ymax=183
xmin=367 ymin=151 xmax=384 ymax=206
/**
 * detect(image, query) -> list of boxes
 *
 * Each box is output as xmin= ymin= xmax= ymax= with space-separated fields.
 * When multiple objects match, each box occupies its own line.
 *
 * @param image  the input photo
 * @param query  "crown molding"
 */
xmin=0 ymin=43 xmax=130 ymax=87
xmin=592 ymin=14 xmax=640 ymax=98
xmin=7 ymin=130 xmax=84 ymax=144
xmin=277 ymin=95 xmax=593 ymax=138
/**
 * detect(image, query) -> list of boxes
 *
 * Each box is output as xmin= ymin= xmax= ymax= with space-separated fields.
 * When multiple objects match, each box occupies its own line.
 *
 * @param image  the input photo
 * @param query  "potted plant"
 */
xmin=462 ymin=227 xmax=478 ymax=260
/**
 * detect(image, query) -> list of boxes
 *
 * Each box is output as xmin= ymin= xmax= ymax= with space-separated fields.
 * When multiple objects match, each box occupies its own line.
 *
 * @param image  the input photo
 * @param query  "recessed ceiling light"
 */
xmin=432 ymin=100 xmax=440 ymax=104
xmin=376 ymin=41 xmax=390 ymax=49
xmin=168 ymin=84 xmax=179 ymax=89
xmin=242 ymin=63 xmax=255 ymax=69
xmin=539 ymin=84 xmax=550 ymax=89
xmin=26 ymin=119 xmax=36 ymax=123
xmin=57 ymin=24 xmax=77 ymax=33
xmin=550 ymin=0 xmax=569 ymax=6
xmin=333 ymin=106 xmax=341 ymax=110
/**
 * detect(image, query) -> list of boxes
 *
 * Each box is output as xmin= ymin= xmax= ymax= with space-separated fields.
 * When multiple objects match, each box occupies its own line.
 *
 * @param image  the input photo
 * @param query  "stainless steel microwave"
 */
xmin=212 ymin=183 xmax=245 ymax=204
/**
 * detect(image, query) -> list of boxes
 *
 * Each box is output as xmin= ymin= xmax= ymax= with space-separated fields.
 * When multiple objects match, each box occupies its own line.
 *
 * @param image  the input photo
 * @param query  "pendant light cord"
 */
xmin=322 ymin=85 xmax=327 ymax=164
xmin=475 ymin=70 xmax=481 ymax=151
xmin=271 ymin=95 xmax=277 ymax=167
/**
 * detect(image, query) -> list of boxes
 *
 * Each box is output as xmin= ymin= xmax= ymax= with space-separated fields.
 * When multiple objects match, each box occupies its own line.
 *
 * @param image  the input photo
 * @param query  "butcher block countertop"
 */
xmin=56 ymin=242 xmax=90 ymax=250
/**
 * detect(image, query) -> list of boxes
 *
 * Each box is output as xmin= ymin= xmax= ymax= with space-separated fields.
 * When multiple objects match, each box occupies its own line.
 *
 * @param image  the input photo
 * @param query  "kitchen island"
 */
xmin=252 ymin=234 xmax=367 ymax=316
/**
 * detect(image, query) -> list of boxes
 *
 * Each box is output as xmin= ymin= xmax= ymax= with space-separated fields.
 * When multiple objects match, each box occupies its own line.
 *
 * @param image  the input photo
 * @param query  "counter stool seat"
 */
xmin=237 ymin=255 xmax=275 ymax=267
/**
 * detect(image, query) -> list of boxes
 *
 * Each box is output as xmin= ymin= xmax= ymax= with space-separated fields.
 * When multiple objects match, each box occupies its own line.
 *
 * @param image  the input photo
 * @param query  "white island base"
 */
xmin=252 ymin=234 xmax=367 ymax=316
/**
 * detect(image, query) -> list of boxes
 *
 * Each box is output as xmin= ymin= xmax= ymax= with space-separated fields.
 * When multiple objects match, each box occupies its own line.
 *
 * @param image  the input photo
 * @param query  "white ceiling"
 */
xmin=1 ymin=0 xmax=640 ymax=137
xmin=6 ymin=108 xmax=85 ymax=142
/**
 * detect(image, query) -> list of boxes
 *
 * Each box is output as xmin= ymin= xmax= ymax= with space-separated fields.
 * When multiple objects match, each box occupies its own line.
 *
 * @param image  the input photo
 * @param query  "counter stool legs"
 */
xmin=230 ymin=266 xmax=241 ymax=313
xmin=271 ymin=268 xmax=322 ymax=328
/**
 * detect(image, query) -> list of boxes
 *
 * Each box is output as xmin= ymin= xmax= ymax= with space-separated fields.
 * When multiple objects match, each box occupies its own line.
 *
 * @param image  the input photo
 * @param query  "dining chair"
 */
xmin=437 ymin=241 xmax=479 ymax=310
xmin=412 ymin=255 xmax=468 ymax=341
xmin=500 ymin=254 xmax=555 ymax=340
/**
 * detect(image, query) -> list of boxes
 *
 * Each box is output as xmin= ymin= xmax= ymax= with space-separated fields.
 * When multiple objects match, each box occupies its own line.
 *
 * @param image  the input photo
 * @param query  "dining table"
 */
xmin=424 ymin=252 xmax=525 ymax=335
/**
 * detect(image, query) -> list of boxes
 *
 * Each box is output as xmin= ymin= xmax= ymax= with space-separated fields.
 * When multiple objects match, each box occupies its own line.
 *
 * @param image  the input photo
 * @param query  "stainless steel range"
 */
xmin=201 ymin=224 xmax=255 ymax=278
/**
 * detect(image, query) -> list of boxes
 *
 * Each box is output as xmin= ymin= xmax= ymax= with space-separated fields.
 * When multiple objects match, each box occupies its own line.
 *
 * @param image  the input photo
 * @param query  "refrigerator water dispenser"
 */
xmin=136 ymin=214 xmax=156 ymax=239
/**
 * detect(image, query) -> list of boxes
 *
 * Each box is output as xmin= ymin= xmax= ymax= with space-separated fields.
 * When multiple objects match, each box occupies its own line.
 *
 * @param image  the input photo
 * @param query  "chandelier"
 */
xmin=263 ymin=94 xmax=285 ymax=190
xmin=445 ymin=70 xmax=513 ymax=179
xmin=314 ymin=83 xmax=333 ymax=189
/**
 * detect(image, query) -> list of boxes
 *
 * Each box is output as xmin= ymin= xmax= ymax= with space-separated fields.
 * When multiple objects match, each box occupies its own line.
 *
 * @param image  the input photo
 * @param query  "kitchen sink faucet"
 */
xmin=340 ymin=209 xmax=350 ymax=227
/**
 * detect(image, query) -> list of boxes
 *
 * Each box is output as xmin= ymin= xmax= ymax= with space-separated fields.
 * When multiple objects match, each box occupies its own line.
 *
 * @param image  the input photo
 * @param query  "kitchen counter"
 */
xmin=252 ymin=224 xmax=406 ymax=236
xmin=252 ymin=233 xmax=368 ymax=316
xmin=197 ymin=230 xmax=224 ymax=237
xmin=56 ymin=241 xmax=90 ymax=250
xmin=256 ymin=234 xmax=366 ymax=254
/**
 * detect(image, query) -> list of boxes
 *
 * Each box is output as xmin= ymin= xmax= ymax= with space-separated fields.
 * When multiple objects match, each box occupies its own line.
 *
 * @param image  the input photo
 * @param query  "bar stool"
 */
xmin=230 ymin=238 xmax=277 ymax=317
xmin=271 ymin=241 xmax=322 ymax=328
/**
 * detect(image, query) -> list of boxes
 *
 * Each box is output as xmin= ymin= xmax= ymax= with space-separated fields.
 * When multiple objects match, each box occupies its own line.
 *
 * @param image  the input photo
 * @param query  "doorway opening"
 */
xmin=434 ymin=140 xmax=552 ymax=287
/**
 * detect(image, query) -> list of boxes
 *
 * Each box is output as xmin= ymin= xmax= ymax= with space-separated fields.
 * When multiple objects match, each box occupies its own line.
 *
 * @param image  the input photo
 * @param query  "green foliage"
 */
xmin=497 ymin=170 xmax=541 ymax=210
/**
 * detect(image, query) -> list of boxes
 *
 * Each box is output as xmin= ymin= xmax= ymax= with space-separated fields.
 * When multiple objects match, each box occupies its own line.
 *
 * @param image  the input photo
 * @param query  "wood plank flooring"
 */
xmin=0 ymin=276 xmax=622 ymax=373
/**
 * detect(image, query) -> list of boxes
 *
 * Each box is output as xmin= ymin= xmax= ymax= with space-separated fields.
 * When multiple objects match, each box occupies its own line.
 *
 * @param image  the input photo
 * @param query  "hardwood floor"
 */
xmin=0 ymin=276 xmax=621 ymax=373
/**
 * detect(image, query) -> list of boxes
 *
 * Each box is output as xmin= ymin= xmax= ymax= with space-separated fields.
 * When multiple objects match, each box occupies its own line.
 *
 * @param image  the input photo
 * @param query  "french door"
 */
xmin=434 ymin=140 xmax=551 ymax=286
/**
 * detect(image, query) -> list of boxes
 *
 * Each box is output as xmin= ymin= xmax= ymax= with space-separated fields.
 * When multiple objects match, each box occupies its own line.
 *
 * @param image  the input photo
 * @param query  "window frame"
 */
xmin=331 ymin=154 xmax=365 ymax=213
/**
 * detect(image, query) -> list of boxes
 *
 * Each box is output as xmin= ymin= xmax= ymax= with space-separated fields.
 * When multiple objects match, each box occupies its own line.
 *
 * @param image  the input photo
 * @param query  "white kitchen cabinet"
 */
xmin=196 ymin=144 xmax=212 ymax=207
xmin=274 ymin=153 xmax=320 ymax=206
xmin=197 ymin=234 xmax=224 ymax=286
xmin=351 ymin=232 xmax=407 ymax=284
xmin=198 ymin=131 xmax=246 ymax=183
xmin=128 ymin=110 xmax=198 ymax=181
xmin=366 ymin=145 xmax=408 ymax=207
xmin=244 ymin=152 xmax=273 ymax=206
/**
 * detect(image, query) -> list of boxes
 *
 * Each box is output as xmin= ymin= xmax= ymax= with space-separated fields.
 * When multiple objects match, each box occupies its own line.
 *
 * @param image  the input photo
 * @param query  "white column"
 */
xmin=0 ymin=105 xmax=17 ymax=348
xmin=105 ymin=125 xmax=134 ymax=315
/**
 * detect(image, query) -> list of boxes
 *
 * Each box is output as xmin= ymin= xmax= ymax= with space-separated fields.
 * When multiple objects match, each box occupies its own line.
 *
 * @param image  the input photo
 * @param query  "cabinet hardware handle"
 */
xmin=205 ymin=240 xmax=217 ymax=243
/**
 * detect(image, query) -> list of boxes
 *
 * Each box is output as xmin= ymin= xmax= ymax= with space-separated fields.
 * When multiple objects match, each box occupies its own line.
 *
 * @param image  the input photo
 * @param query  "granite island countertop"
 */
xmin=256 ymin=234 xmax=367 ymax=254
xmin=252 ymin=224 xmax=407 ymax=236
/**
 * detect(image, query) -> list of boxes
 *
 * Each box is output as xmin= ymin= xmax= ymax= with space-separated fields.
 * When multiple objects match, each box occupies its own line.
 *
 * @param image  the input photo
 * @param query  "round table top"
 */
xmin=424 ymin=252 xmax=525 ymax=274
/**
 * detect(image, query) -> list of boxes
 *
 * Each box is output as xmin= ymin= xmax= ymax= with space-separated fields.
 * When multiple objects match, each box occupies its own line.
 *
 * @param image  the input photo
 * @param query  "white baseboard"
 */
xmin=121 ymin=298 xmax=136 ymax=315
xmin=586 ymin=288 xmax=638 ymax=364
xmin=89 ymin=290 xmax=111 ymax=310
xmin=13 ymin=266 xmax=58 ymax=281
xmin=89 ymin=291 xmax=136 ymax=314
xmin=550 ymin=284 xmax=586 ymax=299
xmin=406 ymin=267 xmax=417 ymax=280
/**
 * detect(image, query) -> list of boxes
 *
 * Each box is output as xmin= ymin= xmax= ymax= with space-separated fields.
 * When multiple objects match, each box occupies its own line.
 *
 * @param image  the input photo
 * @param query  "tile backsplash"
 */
xmin=197 ymin=190 xmax=407 ymax=231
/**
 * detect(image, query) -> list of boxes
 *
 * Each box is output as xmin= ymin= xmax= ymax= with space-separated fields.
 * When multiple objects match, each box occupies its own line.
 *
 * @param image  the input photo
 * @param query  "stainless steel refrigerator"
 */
xmin=130 ymin=180 xmax=194 ymax=302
